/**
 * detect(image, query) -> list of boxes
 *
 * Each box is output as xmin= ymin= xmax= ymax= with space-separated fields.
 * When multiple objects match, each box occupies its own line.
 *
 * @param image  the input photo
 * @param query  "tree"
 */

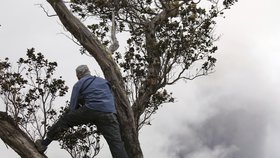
xmin=0 ymin=0 xmax=237 ymax=157
xmin=0 ymin=49 xmax=100 ymax=158
xmin=0 ymin=49 xmax=67 ymax=157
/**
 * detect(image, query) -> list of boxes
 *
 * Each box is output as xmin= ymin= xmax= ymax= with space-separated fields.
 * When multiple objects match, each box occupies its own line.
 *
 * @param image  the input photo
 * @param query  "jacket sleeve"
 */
xmin=69 ymin=83 xmax=80 ymax=111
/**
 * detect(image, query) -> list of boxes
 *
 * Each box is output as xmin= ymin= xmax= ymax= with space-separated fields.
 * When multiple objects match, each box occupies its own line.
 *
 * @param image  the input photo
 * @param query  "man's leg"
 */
xmin=36 ymin=106 xmax=92 ymax=153
xmin=96 ymin=113 xmax=129 ymax=158
xmin=47 ymin=106 xmax=91 ymax=140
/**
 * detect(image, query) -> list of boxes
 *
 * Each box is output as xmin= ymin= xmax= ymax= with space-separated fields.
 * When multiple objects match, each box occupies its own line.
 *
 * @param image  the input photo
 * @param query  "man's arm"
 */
xmin=69 ymin=84 xmax=80 ymax=111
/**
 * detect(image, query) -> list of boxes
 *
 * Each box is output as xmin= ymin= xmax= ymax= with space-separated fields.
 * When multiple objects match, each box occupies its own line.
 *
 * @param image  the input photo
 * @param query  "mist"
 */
xmin=166 ymin=93 xmax=268 ymax=158
xmin=140 ymin=18 xmax=280 ymax=156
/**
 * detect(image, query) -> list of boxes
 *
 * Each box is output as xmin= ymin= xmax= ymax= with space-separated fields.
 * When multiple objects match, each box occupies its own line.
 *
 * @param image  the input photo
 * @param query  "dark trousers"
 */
xmin=47 ymin=106 xmax=129 ymax=158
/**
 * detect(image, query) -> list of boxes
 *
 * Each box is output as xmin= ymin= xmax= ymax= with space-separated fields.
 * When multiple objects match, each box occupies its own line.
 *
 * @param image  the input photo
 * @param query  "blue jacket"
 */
xmin=69 ymin=75 xmax=116 ymax=113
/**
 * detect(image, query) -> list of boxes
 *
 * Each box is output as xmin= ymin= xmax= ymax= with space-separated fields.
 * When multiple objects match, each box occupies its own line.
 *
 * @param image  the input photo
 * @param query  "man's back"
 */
xmin=80 ymin=75 xmax=116 ymax=113
xmin=70 ymin=75 xmax=116 ymax=113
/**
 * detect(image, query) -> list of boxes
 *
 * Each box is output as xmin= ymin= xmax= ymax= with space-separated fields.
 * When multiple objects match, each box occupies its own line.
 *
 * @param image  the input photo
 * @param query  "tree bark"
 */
xmin=0 ymin=112 xmax=47 ymax=158
xmin=46 ymin=0 xmax=143 ymax=157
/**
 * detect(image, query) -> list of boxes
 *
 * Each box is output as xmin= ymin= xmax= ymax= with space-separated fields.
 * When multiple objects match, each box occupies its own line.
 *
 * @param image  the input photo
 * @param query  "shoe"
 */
xmin=35 ymin=139 xmax=47 ymax=153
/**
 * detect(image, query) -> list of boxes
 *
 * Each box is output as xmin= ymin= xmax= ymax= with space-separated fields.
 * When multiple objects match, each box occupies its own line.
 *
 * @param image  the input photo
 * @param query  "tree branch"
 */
xmin=0 ymin=112 xmax=47 ymax=158
xmin=45 ymin=0 xmax=142 ymax=157
xmin=109 ymin=11 xmax=119 ymax=53
xmin=36 ymin=3 xmax=57 ymax=17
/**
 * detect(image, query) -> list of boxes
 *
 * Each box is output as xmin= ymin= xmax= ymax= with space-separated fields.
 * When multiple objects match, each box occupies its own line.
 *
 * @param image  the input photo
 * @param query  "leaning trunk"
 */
xmin=46 ymin=0 xmax=143 ymax=157
xmin=0 ymin=112 xmax=47 ymax=158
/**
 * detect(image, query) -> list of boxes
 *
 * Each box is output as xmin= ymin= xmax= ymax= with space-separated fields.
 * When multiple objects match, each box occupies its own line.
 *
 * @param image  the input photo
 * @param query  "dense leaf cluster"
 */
xmin=0 ymin=49 xmax=100 ymax=158
xmin=0 ymin=48 xmax=68 ymax=134
xmin=59 ymin=123 xmax=100 ymax=158
xmin=67 ymin=0 xmax=237 ymax=129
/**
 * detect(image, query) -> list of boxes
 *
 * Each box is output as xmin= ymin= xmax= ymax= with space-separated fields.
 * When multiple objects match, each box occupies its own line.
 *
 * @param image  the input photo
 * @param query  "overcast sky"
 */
xmin=1 ymin=0 xmax=280 ymax=158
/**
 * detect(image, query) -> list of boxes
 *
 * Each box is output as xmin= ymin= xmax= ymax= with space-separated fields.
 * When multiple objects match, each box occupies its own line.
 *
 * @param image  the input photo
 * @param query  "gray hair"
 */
xmin=76 ymin=65 xmax=91 ymax=79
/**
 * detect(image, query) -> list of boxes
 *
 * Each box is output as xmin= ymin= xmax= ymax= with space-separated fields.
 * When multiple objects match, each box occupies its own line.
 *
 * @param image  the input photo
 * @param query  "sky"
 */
xmin=1 ymin=0 xmax=280 ymax=158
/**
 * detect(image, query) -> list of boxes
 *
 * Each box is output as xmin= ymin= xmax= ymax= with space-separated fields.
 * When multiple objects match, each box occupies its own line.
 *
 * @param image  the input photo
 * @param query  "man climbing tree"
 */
xmin=0 ymin=0 xmax=237 ymax=157
xmin=35 ymin=65 xmax=129 ymax=158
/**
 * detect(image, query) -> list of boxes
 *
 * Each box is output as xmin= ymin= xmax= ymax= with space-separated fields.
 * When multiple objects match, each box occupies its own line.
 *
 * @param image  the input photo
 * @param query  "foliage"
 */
xmin=68 ymin=0 xmax=237 ymax=129
xmin=0 ymin=48 xmax=68 ymax=139
xmin=0 ymin=49 xmax=100 ymax=158
xmin=59 ymin=122 xmax=101 ymax=158
xmin=56 ymin=106 xmax=101 ymax=158
xmin=0 ymin=0 xmax=238 ymax=157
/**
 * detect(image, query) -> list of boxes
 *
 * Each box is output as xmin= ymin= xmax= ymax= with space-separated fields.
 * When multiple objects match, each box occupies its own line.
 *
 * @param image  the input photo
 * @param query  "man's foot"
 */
xmin=35 ymin=139 xmax=47 ymax=153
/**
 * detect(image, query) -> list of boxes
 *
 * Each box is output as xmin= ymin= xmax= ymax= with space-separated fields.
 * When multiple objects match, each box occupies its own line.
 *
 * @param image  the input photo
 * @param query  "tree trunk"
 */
xmin=0 ymin=112 xmax=47 ymax=158
xmin=46 ymin=0 xmax=143 ymax=157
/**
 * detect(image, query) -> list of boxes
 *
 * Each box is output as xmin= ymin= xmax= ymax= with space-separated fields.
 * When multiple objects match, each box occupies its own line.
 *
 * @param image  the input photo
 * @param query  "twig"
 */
xmin=35 ymin=3 xmax=57 ymax=17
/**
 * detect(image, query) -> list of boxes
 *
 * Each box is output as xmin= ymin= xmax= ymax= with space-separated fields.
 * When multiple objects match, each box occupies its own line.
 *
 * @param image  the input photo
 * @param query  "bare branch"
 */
xmin=35 ymin=3 xmax=57 ymax=17
xmin=57 ymin=32 xmax=81 ymax=46
xmin=109 ymin=11 xmax=119 ymax=53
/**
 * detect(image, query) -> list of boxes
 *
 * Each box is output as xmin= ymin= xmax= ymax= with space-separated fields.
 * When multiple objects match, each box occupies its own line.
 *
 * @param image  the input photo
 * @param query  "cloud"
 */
xmin=166 ymin=95 xmax=268 ymax=158
xmin=162 ymin=34 xmax=273 ymax=158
